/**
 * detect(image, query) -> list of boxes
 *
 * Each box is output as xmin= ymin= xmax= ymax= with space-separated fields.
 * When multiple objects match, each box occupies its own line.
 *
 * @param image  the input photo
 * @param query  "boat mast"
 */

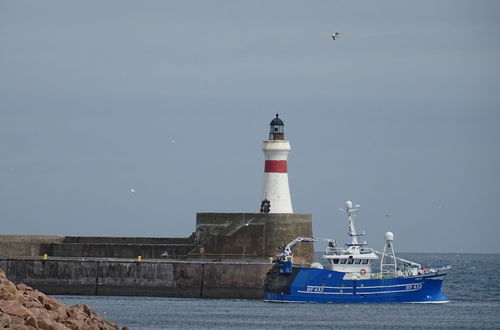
xmin=342 ymin=201 xmax=361 ymax=252
xmin=380 ymin=232 xmax=397 ymax=277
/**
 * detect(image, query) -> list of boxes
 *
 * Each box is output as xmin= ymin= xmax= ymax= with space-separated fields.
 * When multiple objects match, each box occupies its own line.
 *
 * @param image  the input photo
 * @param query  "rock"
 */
xmin=25 ymin=315 xmax=39 ymax=328
xmin=0 ymin=268 xmax=124 ymax=329
xmin=24 ymin=299 xmax=44 ymax=309
xmin=0 ymin=313 xmax=13 ymax=328
xmin=16 ymin=283 xmax=32 ymax=292
xmin=37 ymin=317 xmax=70 ymax=330
xmin=0 ymin=300 xmax=30 ymax=318
xmin=61 ymin=319 xmax=80 ymax=330
xmin=2 ymin=314 xmax=24 ymax=327
xmin=0 ymin=290 xmax=15 ymax=302
xmin=0 ymin=279 xmax=17 ymax=294
xmin=36 ymin=291 xmax=45 ymax=304
xmin=83 ymin=303 xmax=92 ymax=316
xmin=11 ymin=325 xmax=37 ymax=330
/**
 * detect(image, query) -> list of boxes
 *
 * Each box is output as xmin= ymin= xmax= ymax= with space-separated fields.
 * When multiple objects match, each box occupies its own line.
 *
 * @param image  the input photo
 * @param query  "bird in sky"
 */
xmin=331 ymin=32 xmax=341 ymax=40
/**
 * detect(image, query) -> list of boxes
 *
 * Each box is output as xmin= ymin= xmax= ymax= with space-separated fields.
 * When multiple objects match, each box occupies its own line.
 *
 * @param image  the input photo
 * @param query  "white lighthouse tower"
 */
xmin=260 ymin=114 xmax=293 ymax=214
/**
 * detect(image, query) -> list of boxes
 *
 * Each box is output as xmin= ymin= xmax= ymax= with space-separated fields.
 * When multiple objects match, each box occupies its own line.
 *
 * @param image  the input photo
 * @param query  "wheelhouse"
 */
xmin=323 ymin=245 xmax=378 ymax=278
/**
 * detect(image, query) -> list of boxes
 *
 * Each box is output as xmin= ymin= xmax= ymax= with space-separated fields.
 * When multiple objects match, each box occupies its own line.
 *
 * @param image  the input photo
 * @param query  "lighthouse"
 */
xmin=260 ymin=114 xmax=293 ymax=214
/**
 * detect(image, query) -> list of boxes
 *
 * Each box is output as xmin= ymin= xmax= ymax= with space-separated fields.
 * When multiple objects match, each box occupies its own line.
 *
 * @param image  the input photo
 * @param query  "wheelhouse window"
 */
xmin=340 ymin=259 xmax=347 ymax=264
xmin=355 ymin=259 xmax=362 ymax=264
xmin=362 ymin=259 xmax=369 ymax=264
xmin=348 ymin=258 xmax=354 ymax=264
xmin=332 ymin=259 xmax=339 ymax=264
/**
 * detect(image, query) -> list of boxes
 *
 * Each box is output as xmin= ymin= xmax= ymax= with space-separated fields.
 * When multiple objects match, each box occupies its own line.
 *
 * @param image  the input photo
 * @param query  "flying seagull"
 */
xmin=331 ymin=32 xmax=341 ymax=40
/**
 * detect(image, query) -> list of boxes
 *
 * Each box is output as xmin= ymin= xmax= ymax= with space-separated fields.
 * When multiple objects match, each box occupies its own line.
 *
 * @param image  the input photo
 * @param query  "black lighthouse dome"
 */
xmin=269 ymin=113 xmax=285 ymax=140
xmin=270 ymin=113 xmax=284 ymax=126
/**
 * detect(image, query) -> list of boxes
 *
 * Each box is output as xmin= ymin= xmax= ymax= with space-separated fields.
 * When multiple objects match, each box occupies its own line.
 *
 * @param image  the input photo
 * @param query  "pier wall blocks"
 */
xmin=0 ymin=258 xmax=273 ymax=299
xmin=48 ymin=243 xmax=194 ymax=259
xmin=0 ymin=235 xmax=65 ymax=257
xmin=195 ymin=213 xmax=314 ymax=264
xmin=0 ymin=235 xmax=194 ymax=259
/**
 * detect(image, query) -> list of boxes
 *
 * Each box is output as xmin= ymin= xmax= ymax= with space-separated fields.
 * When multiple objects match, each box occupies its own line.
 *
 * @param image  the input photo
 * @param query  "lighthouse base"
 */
xmin=194 ymin=213 xmax=313 ymax=265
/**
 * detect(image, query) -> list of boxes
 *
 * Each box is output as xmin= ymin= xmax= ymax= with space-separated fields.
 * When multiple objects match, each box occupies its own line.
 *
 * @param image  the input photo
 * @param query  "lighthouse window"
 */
xmin=362 ymin=259 xmax=369 ymax=264
xmin=340 ymin=259 xmax=347 ymax=264
xmin=355 ymin=259 xmax=362 ymax=264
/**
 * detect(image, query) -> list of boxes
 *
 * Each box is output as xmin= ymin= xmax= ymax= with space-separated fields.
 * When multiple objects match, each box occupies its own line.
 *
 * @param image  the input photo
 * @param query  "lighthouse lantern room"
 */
xmin=269 ymin=114 xmax=285 ymax=140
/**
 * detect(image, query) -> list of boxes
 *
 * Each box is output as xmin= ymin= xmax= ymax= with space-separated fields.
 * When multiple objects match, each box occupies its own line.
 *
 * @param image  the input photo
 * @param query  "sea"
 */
xmin=56 ymin=253 xmax=500 ymax=330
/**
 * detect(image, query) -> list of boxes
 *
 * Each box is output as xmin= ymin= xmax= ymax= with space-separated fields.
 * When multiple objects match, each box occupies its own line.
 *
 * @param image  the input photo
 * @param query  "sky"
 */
xmin=1 ymin=1 xmax=499 ymax=253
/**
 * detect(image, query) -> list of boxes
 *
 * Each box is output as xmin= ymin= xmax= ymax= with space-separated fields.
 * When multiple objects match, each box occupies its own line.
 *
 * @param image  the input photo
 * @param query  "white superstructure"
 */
xmin=323 ymin=201 xmax=378 ymax=279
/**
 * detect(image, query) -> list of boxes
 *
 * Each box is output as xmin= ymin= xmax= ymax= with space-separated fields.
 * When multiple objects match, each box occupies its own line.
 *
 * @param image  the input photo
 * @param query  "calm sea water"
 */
xmin=57 ymin=253 xmax=500 ymax=329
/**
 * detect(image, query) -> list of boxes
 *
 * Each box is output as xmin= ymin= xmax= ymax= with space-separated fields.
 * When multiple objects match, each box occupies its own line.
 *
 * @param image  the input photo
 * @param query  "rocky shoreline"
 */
xmin=0 ymin=268 xmax=126 ymax=329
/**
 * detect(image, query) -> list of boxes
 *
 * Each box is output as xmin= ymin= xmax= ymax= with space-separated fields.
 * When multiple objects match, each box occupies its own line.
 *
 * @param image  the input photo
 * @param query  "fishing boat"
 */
xmin=263 ymin=201 xmax=450 ymax=303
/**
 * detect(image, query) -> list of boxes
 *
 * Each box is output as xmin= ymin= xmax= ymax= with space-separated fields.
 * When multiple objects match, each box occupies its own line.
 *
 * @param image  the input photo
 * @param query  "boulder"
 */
xmin=0 ymin=268 xmax=125 ymax=329
xmin=0 ymin=313 xmax=13 ymax=328
xmin=0 ymin=300 xmax=31 ymax=319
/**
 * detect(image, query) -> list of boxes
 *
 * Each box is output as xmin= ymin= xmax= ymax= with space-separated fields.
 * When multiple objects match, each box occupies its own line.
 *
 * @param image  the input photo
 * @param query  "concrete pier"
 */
xmin=0 ymin=257 xmax=273 ymax=299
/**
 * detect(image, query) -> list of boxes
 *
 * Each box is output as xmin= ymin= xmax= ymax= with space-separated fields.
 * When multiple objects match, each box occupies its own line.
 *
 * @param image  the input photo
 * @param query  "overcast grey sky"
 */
xmin=1 ymin=1 xmax=499 ymax=253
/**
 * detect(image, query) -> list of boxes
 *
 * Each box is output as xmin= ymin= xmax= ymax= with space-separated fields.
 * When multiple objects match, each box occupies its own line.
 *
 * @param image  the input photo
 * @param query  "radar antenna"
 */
xmin=380 ymin=232 xmax=397 ymax=277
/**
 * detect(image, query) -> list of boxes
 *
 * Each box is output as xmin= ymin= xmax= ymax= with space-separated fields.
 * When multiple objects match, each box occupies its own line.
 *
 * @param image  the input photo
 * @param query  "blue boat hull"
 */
xmin=263 ymin=266 xmax=449 ymax=303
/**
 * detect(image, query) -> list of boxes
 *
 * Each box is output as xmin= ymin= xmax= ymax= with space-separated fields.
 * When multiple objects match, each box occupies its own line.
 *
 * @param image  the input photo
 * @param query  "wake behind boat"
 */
xmin=263 ymin=201 xmax=450 ymax=303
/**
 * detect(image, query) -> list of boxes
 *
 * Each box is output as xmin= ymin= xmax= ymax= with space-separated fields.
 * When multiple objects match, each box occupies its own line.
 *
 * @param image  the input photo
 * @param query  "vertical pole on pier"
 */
xmin=199 ymin=263 xmax=205 ymax=298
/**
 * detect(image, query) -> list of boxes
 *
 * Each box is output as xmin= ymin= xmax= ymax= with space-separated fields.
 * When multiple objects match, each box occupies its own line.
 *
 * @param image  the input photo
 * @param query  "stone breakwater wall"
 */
xmin=0 ymin=268 xmax=125 ymax=329
xmin=0 ymin=235 xmax=195 ymax=259
xmin=0 ymin=213 xmax=313 ymax=299
xmin=1 ymin=258 xmax=273 ymax=299
xmin=0 ymin=212 xmax=314 ymax=264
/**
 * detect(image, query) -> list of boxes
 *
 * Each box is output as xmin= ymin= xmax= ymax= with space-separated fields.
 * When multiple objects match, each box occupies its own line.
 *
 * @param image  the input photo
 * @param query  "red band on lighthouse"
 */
xmin=265 ymin=160 xmax=288 ymax=173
